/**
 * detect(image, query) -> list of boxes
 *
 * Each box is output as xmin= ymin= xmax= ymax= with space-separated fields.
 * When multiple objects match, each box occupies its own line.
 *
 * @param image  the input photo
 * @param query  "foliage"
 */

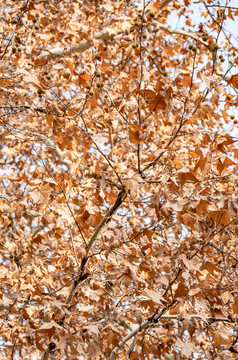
xmin=1 ymin=0 xmax=238 ymax=359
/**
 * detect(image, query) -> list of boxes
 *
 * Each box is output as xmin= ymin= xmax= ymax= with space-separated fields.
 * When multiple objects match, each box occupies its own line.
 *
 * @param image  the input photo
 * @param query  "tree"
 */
xmin=1 ymin=0 xmax=238 ymax=359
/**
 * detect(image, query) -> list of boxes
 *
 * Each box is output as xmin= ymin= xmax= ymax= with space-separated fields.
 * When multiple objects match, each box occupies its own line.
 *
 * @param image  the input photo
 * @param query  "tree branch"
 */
xmin=37 ymin=19 xmax=212 ymax=61
xmin=37 ymin=29 xmax=117 ymax=61
xmin=41 ymin=187 xmax=127 ymax=360
xmin=109 ymin=313 xmax=234 ymax=360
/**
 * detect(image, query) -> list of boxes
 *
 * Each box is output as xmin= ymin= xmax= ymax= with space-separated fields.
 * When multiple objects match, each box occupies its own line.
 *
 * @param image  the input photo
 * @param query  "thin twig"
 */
xmin=68 ymin=225 xmax=79 ymax=267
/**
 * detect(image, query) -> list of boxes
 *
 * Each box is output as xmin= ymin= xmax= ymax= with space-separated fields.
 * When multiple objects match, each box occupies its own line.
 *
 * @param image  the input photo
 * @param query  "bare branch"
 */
xmin=38 ymin=29 xmax=117 ymax=60
xmin=109 ymin=314 xmax=234 ymax=360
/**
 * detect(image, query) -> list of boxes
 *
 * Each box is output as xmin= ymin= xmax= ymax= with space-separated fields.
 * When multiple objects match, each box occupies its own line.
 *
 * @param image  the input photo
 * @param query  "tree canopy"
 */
xmin=1 ymin=0 xmax=238 ymax=359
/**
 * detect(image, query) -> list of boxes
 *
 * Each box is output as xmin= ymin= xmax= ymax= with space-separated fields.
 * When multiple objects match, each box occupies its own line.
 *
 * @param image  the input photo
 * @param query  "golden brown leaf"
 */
xmin=227 ymin=74 xmax=238 ymax=89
